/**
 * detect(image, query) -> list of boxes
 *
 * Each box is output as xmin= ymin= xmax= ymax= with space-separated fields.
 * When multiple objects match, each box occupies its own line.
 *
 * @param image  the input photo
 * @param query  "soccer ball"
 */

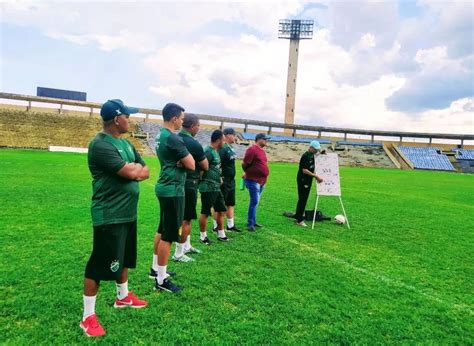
xmin=334 ymin=214 xmax=346 ymax=225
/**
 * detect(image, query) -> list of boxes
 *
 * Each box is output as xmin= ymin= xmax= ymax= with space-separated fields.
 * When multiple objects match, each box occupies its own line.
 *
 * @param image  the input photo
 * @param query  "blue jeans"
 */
xmin=245 ymin=179 xmax=265 ymax=228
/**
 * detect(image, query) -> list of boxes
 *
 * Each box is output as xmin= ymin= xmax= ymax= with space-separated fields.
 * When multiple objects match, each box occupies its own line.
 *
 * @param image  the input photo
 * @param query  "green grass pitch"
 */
xmin=1 ymin=149 xmax=473 ymax=344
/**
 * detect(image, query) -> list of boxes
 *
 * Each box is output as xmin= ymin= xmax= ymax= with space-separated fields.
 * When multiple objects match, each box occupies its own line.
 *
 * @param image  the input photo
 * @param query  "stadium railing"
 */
xmin=336 ymin=141 xmax=382 ymax=147
xmin=240 ymin=132 xmax=331 ymax=144
xmin=1 ymin=92 xmax=473 ymax=148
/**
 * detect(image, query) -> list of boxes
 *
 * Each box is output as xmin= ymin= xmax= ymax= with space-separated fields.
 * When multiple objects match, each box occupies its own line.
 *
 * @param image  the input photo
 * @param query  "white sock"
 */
xmin=83 ymin=295 xmax=96 ymax=320
xmin=227 ymin=218 xmax=234 ymax=228
xmin=152 ymin=254 xmax=159 ymax=271
xmin=200 ymin=232 xmax=207 ymax=241
xmin=175 ymin=243 xmax=184 ymax=258
xmin=157 ymin=265 xmax=167 ymax=285
xmin=184 ymin=235 xmax=191 ymax=251
xmin=213 ymin=220 xmax=218 ymax=229
xmin=218 ymin=229 xmax=226 ymax=238
xmin=116 ymin=281 xmax=129 ymax=300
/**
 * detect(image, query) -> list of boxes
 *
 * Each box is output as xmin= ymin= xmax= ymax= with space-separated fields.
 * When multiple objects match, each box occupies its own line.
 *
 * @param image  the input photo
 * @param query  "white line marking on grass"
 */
xmin=270 ymin=231 xmax=473 ymax=316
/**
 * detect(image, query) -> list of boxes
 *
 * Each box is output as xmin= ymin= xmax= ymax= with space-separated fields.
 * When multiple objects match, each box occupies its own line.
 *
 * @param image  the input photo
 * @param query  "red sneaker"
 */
xmin=114 ymin=291 xmax=148 ymax=309
xmin=79 ymin=314 xmax=106 ymax=337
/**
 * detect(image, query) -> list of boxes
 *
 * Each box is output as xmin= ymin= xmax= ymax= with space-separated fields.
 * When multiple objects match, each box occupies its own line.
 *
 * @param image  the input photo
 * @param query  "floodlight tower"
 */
xmin=278 ymin=19 xmax=313 ymax=132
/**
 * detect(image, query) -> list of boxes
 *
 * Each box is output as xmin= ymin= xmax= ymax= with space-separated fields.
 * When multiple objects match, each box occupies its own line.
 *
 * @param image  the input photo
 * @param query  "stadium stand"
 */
xmin=398 ymin=146 xmax=455 ymax=171
xmin=455 ymin=149 xmax=474 ymax=160
xmin=138 ymin=122 xmax=248 ymax=159
xmin=336 ymin=141 xmax=382 ymax=147
xmin=0 ymin=110 xmax=144 ymax=152
xmin=240 ymin=132 xmax=331 ymax=144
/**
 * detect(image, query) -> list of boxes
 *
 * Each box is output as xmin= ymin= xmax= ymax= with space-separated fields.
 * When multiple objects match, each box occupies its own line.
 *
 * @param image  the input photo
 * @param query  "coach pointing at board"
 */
xmin=295 ymin=140 xmax=323 ymax=227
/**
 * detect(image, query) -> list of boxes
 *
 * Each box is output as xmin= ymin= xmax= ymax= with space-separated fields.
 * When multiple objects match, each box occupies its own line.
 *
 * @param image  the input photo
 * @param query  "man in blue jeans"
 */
xmin=242 ymin=133 xmax=270 ymax=232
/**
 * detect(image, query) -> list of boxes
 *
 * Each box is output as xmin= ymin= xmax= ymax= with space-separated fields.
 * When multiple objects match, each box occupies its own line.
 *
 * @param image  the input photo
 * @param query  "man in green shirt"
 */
xmin=213 ymin=128 xmax=241 ymax=232
xmin=172 ymin=113 xmax=209 ymax=263
xmin=81 ymin=99 xmax=150 ymax=337
xmin=151 ymin=103 xmax=195 ymax=293
xmin=199 ymin=130 xmax=229 ymax=244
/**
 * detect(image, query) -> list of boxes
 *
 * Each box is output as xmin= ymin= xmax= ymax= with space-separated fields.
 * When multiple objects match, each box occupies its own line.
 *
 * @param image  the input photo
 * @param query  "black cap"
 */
xmin=255 ymin=133 xmax=271 ymax=141
xmin=223 ymin=128 xmax=236 ymax=135
xmin=100 ymin=99 xmax=139 ymax=121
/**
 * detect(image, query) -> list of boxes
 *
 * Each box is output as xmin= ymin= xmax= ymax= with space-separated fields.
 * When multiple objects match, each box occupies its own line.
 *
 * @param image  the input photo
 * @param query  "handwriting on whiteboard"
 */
xmin=315 ymin=153 xmax=341 ymax=196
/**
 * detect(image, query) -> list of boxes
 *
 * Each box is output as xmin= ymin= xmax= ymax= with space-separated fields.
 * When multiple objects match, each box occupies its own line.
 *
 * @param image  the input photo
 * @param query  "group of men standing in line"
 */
xmin=79 ymin=100 xmax=271 ymax=337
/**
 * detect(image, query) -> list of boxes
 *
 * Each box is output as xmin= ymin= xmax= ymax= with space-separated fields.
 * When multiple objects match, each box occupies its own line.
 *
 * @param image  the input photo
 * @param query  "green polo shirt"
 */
xmin=219 ymin=143 xmax=237 ymax=181
xmin=155 ymin=128 xmax=190 ymax=197
xmin=88 ymin=132 xmax=145 ymax=226
xmin=199 ymin=146 xmax=222 ymax=193
xmin=178 ymin=129 xmax=206 ymax=190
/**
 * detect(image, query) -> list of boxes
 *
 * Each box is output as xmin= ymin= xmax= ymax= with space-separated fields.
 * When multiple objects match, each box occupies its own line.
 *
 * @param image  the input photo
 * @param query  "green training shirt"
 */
xmin=199 ymin=146 xmax=222 ymax=193
xmin=219 ymin=143 xmax=236 ymax=181
xmin=155 ymin=128 xmax=190 ymax=197
xmin=88 ymin=132 xmax=145 ymax=226
xmin=178 ymin=129 xmax=206 ymax=190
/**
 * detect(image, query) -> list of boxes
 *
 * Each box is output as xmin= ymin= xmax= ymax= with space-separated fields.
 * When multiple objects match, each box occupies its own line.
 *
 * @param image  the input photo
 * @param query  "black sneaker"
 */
xmin=148 ymin=268 xmax=176 ymax=279
xmin=154 ymin=278 xmax=182 ymax=293
xmin=227 ymin=226 xmax=242 ymax=232
xmin=217 ymin=236 xmax=230 ymax=242
xmin=247 ymin=226 xmax=256 ymax=232
xmin=212 ymin=227 xmax=218 ymax=234
xmin=200 ymin=237 xmax=212 ymax=246
xmin=254 ymin=223 xmax=263 ymax=228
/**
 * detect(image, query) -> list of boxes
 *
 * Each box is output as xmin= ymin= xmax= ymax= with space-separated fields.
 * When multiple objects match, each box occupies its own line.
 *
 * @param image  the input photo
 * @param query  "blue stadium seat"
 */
xmin=398 ymin=146 xmax=455 ymax=171
xmin=455 ymin=149 xmax=474 ymax=160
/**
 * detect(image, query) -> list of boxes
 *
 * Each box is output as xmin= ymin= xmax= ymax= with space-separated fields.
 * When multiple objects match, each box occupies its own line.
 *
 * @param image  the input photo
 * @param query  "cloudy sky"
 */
xmin=1 ymin=0 xmax=473 ymax=134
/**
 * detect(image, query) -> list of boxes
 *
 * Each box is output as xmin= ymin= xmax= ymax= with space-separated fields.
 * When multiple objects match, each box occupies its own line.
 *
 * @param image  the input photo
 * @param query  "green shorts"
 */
xmin=157 ymin=196 xmax=185 ymax=242
xmin=84 ymin=221 xmax=137 ymax=282
xmin=200 ymin=191 xmax=227 ymax=216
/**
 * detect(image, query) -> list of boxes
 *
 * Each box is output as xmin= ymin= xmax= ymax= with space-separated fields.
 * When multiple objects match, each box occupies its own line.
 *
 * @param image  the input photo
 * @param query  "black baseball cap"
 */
xmin=223 ymin=128 xmax=236 ymax=135
xmin=255 ymin=133 xmax=271 ymax=141
xmin=100 ymin=99 xmax=139 ymax=121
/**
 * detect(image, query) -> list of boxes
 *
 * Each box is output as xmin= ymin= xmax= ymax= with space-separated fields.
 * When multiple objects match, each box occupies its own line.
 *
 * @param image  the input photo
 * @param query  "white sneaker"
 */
xmin=296 ymin=221 xmax=308 ymax=227
xmin=172 ymin=254 xmax=195 ymax=263
xmin=184 ymin=246 xmax=202 ymax=254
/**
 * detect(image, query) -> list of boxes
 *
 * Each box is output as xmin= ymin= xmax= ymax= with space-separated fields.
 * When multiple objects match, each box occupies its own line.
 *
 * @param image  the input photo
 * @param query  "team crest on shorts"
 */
xmin=110 ymin=260 xmax=120 ymax=273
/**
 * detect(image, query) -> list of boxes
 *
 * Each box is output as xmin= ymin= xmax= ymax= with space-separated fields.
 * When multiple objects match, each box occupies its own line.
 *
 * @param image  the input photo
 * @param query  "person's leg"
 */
xmin=246 ymin=180 xmax=259 ymax=228
xmin=214 ymin=192 xmax=228 ymax=240
xmin=199 ymin=214 xmax=208 ymax=236
xmin=157 ymin=240 xmax=171 ymax=284
xmin=115 ymin=221 xmax=146 ymax=306
xmin=82 ymin=278 xmax=103 ymax=335
xmin=254 ymin=183 xmax=264 ymax=226
xmin=212 ymin=211 xmax=218 ymax=230
xmin=199 ymin=192 xmax=212 ymax=243
xmin=115 ymin=268 xmax=129 ymax=300
xmin=156 ymin=197 xmax=172 ymax=285
xmin=295 ymin=182 xmax=307 ymax=223
xmin=226 ymin=206 xmax=234 ymax=227
xmin=152 ymin=232 xmax=161 ymax=272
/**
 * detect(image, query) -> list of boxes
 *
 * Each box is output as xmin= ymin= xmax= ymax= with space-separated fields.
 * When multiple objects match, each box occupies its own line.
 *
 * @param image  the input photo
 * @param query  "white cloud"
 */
xmin=409 ymin=98 xmax=474 ymax=134
xmin=1 ymin=0 xmax=473 ymax=135
xmin=358 ymin=33 xmax=376 ymax=49
xmin=45 ymin=30 xmax=156 ymax=53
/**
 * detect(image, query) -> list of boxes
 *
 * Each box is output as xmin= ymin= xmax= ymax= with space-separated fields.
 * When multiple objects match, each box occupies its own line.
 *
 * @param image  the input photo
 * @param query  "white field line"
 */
xmin=270 ymin=231 xmax=473 ymax=316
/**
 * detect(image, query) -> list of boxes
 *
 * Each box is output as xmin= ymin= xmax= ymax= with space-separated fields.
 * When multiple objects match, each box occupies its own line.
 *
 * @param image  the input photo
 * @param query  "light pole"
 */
xmin=278 ymin=19 xmax=314 ymax=134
